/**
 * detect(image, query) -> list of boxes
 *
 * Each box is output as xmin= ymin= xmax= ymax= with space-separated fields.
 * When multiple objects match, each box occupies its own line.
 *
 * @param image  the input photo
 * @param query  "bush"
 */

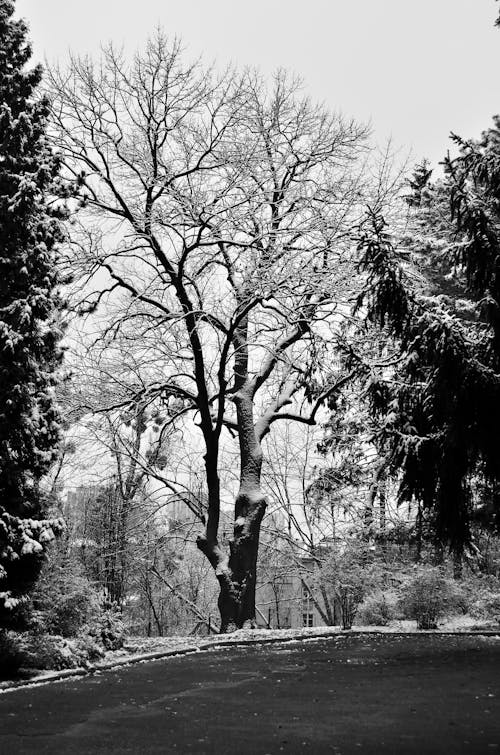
xmin=16 ymin=634 xmax=80 ymax=670
xmin=74 ymin=633 xmax=106 ymax=663
xmin=398 ymin=568 xmax=459 ymax=629
xmin=358 ymin=593 xmax=395 ymax=626
xmin=14 ymin=632 xmax=106 ymax=671
xmin=85 ymin=605 xmax=125 ymax=651
xmin=0 ymin=629 xmax=109 ymax=676
xmin=317 ymin=544 xmax=382 ymax=629
xmin=457 ymin=573 xmax=500 ymax=624
xmin=0 ymin=550 xmax=126 ymax=677
xmin=483 ymin=594 xmax=500 ymax=624
xmin=29 ymin=554 xmax=101 ymax=637
xmin=469 ymin=590 xmax=500 ymax=624
xmin=0 ymin=554 xmax=125 ymax=677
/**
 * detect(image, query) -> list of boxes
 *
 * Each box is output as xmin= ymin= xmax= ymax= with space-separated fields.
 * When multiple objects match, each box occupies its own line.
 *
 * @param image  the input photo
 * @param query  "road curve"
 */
xmin=0 ymin=634 xmax=499 ymax=754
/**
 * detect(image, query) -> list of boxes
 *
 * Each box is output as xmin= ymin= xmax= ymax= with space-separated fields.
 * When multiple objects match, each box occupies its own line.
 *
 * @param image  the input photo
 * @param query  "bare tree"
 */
xmin=49 ymin=33 xmax=376 ymax=631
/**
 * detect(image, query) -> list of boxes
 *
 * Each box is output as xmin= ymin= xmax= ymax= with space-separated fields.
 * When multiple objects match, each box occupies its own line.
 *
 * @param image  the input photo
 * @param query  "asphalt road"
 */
xmin=1 ymin=634 xmax=499 ymax=754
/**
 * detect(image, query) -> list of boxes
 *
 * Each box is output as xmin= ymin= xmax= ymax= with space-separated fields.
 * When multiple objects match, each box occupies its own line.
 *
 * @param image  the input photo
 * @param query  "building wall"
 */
xmin=256 ymin=572 xmax=336 ymax=629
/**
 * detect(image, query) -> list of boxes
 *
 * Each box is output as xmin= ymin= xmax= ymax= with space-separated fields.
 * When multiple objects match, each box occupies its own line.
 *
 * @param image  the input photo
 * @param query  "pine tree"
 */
xmin=353 ymin=11 xmax=500 ymax=554
xmin=356 ymin=142 xmax=500 ymax=553
xmin=0 ymin=0 xmax=64 ymax=625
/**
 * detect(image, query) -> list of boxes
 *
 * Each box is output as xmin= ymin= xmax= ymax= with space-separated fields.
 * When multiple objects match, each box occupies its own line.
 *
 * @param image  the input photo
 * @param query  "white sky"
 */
xmin=16 ymin=0 xmax=500 ymax=169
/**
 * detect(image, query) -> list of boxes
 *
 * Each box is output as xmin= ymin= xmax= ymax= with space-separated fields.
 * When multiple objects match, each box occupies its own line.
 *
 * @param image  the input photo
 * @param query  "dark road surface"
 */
xmin=1 ymin=634 xmax=500 ymax=754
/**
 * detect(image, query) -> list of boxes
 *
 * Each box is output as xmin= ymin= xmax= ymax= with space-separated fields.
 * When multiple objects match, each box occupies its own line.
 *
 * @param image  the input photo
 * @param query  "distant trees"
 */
xmin=64 ymin=481 xmax=218 ymax=636
xmin=312 ymin=544 xmax=380 ymax=629
xmin=57 ymin=336 xmax=221 ymax=633
xmin=258 ymin=422 xmax=406 ymax=628
xmin=0 ymin=0 xmax=65 ymax=625
xmin=48 ymin=34 xmax=380 ymax=631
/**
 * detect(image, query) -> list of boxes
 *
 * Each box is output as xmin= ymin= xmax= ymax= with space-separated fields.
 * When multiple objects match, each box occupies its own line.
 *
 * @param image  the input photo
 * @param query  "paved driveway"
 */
xmin=1 ymin=634 xmax=499 ymax=754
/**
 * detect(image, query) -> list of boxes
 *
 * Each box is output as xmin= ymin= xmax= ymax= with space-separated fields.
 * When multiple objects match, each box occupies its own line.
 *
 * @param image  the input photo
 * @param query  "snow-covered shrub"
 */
xmin=357 ymin=592 xmax=395 ymax=626
xmin=29 ymin=552 xmax=101 ymax=637
xmin=482 ymin=594 xmax=500 ymax=624
xmin=17 ymin=634 xmax=81 ymax=670
xmin=74 ymin=633 xmax=106 ymax=663
xmin=466 ymin=575 xmax=500 ymax=624
xmin=85 ymin=605 xmax=125 ymax=651
xmin=1 ymin=627 xmax=105 ymax=676
xmin=318 ymin=544 xmax=382 ymax=629
xmin=46 ymin=580 xmax=100 ymax=637
xmin=16 ymin=632 xmax=105 ymax=671
xmin=398 ymin=568 xmax=459 ymax=629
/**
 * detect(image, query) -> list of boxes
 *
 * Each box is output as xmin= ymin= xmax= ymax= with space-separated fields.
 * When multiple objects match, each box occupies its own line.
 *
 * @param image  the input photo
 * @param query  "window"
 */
xmin=302 ymin=586 xmax=314 ymax=627
xmin=302 ymin=612 xmax=314 ymax=627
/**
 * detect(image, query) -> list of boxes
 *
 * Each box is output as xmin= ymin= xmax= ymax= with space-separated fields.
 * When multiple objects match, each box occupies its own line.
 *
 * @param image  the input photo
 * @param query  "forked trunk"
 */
xmin=216 ymin=492 xmax=266 ymax=632
xmin=198 ymin=305 xmax=269 ymax=632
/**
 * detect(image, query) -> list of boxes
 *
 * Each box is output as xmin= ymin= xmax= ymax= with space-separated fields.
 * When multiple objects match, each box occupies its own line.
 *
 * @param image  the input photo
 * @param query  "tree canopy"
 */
xmin=46 ymin=34 xmax=390 ymax=629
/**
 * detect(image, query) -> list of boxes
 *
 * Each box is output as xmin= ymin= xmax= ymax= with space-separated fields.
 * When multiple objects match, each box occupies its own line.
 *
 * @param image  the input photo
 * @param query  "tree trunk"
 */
xmin=415 ymin=504 xmax=423 ymax=562
xmin=363 ymin=484 xmax=375 ymax=535
xmin=274 ymin=589 xmax=281 ymax=629
xmin=216 ymin=492 xmax=266 ymax=633
xmin=197 ymin=485 xmax=267 ymax=633
xmin=379 ymin=478 xmax=387 ymax=558
xmin=197 ymin=307 xmax=271 ymax=632
xmin=318 ymin=580 xmax=335 ymax=625
xmin=300 ymin=577 xmax=331 ymax=626
xmin=379 ymin=479 xmax=386 ymax=536
xmin=453 ymin=550 xmax=463 ymax=580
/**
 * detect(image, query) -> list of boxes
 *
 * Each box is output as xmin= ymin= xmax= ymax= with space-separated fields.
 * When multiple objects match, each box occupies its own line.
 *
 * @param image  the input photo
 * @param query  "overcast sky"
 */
xmin=16 ymin=0 xmax=500 ymax=169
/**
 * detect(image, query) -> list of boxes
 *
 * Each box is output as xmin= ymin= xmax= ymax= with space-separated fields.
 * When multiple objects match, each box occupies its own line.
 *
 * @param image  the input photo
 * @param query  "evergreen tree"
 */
xmin=0 ymin=0 xmax=64 ymax=625
xmin=355 ymin=121 xmax=500 ymax=553
xmin=355 ymin=10 xmax=500 ymax=554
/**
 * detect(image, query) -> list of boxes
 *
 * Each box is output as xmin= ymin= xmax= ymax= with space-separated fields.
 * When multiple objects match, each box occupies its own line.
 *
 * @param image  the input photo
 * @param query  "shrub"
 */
xmin=29 ymin=554 xmax=101 ymax=637
xmin=17 ymin=634 xmax=81 ymax=670
xmin=15 ymin=632 xmax=106 ymax=671
xmin=0 ymin=549 xmax=125 ymax=677
xmin=358 ymin=593 xmax=395 ymax=626
xmin=84 ymin=605 xmax=125 ymax=651
xmin=336 ymin=583 xmax=365 ymax=630
xmin=458 ymin=573 xmax=500 ymax=624
xmin=0 ymin=629 xmax=109 ymax=676
xmin=74 ymin=633 xmax=106 ymax=663
xmin=317 ymin=544 xmax=382 ymax=629
xmin=483 ymin=594 xmax=500 ymax=624
xmin=469 ymin=590 xmax=500 ymax=624
xmin=398 ymin=568 xmax=459 ymax=629
xmin=46 ymin=579 xmax=99 ymax=637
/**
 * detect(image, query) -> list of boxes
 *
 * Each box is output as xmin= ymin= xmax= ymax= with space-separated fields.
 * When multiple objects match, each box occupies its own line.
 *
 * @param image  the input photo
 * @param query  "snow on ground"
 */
xmin=118 ymin=615 xmax=499 ymax=654
xmin=104 ymin=616 xmax=500 ymax=664
xmin=2 ymin=618 xmax=499 ymax=693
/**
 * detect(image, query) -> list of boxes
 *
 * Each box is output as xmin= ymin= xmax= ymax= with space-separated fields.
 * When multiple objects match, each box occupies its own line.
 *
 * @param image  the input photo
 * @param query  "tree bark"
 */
xmin=379 ymin=477 xmax=387 ymax=557
xmin=415 ymin=503 xmax=423 ymax=562
xmin=198 ymin=307 xmax=268 ymax=632
xmin=197 ymin=385 xmax=268 ymax=633
xmin=215 ymin=493 xmax=266 ymax=632
xmin=318 ymin=580 xmax=336 ymax=626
